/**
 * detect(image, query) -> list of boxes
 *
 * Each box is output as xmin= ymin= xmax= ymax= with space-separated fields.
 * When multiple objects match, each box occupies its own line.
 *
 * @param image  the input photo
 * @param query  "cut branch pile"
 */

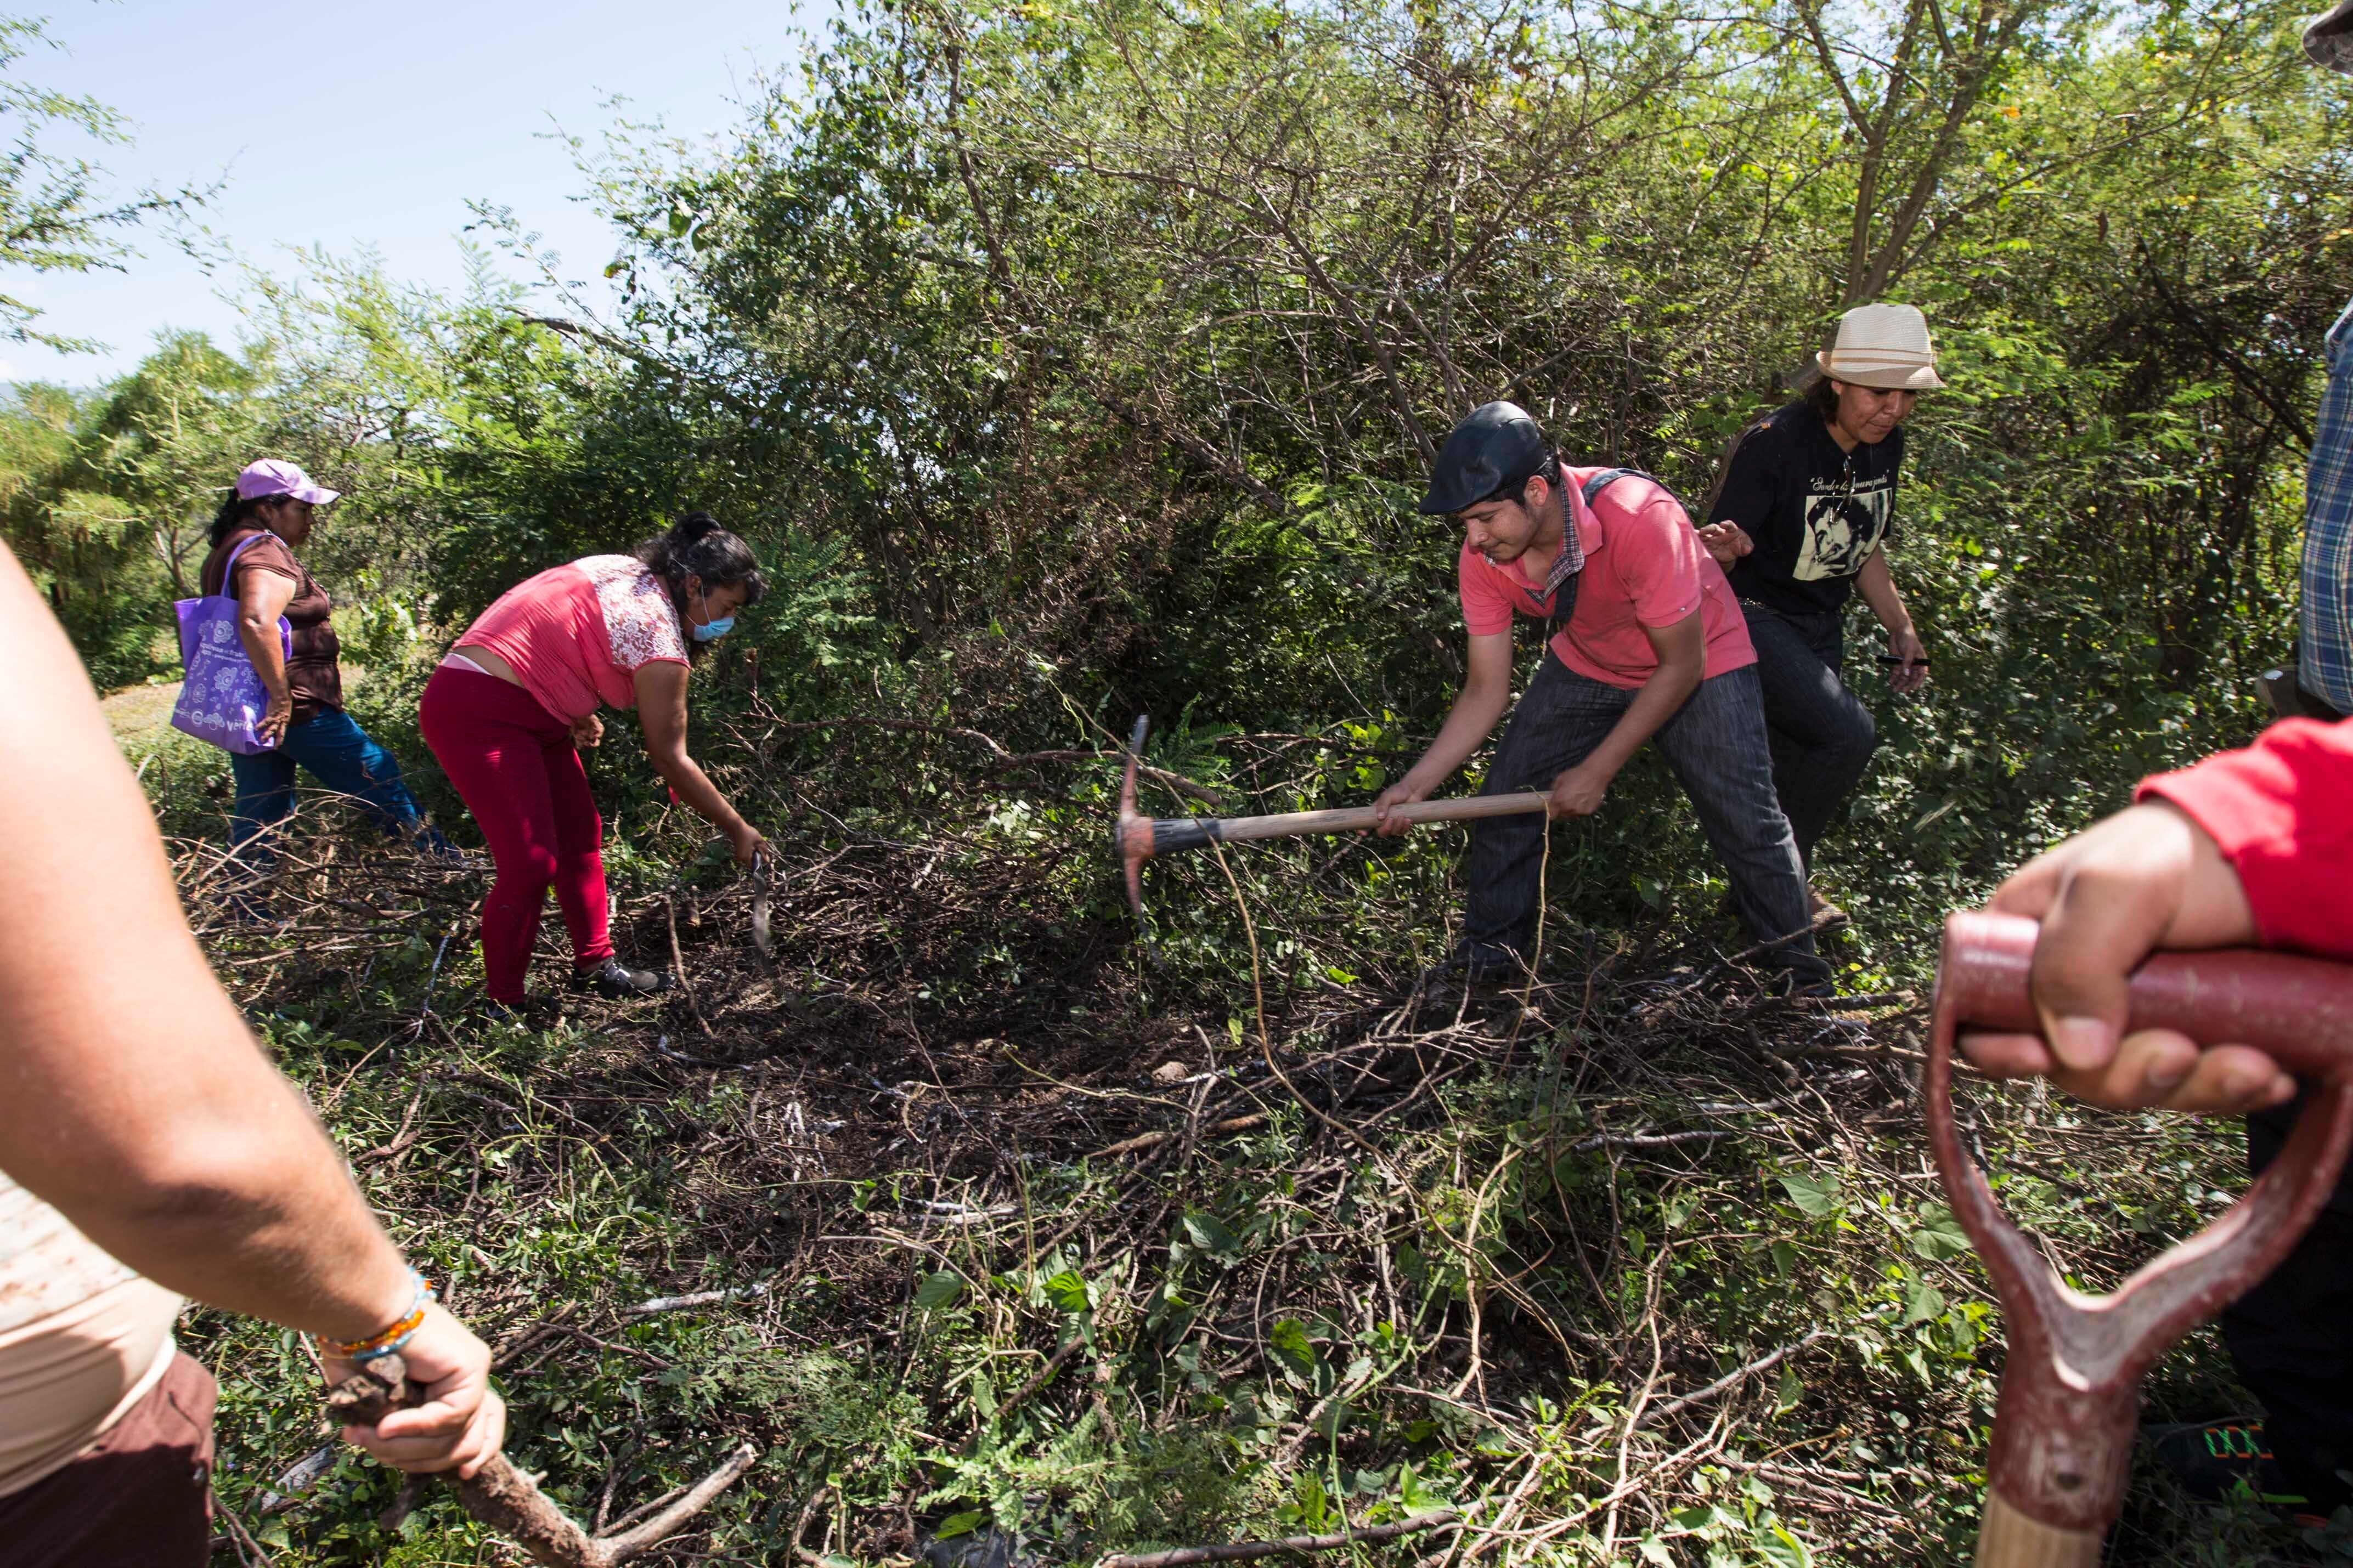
xmin=166 ymin=732 xmax=2251 ymax=1566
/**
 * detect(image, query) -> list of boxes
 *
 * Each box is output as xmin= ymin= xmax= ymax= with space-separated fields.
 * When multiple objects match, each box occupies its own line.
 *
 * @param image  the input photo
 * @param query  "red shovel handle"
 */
xmin=1930 ymin=911 xmax=2353 ymax=1562
xmin=1937 ymin=911 xmax=2353 ymax=1078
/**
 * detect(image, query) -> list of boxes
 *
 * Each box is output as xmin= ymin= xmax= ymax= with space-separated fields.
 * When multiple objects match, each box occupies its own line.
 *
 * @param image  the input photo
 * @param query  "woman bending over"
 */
xmin=421 ymin=512 xmax=766 ymax=1013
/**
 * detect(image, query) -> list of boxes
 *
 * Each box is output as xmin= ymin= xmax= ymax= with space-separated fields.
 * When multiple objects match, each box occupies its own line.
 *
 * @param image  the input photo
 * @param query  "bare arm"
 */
xmin=1370 ymin=631 xmax=1514 ymax=833
xmin=634 ymin=660 xmax=764 ymax=864
xmin=0 ymin=545 xmax=501 ymax=1474
xmin=1545 ymin=612 xmax=1706 ymax=818
xmin=1855 ymin=547 xmax=1929 ymax=694
xmin=236 ymin=567 xmax=298 ymax=745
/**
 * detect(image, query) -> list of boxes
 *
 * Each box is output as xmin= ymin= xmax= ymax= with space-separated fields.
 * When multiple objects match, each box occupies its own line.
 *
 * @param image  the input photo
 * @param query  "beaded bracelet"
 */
xmin=320 ymin=1270 xmax=436 ymax=1363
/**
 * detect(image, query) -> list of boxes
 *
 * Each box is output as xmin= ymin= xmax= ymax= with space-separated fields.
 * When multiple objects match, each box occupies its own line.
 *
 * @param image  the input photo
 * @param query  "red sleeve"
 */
xmin=2136 ymin=718 xmax=2353 ymax=959
xmin=1456 ymin=542 xmax=1514 ymax=637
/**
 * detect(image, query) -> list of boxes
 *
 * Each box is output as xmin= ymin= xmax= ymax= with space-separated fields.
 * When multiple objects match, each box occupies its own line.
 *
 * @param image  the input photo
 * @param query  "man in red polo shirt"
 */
xmin=1373 ymin=401 xmax=1829 ymax=992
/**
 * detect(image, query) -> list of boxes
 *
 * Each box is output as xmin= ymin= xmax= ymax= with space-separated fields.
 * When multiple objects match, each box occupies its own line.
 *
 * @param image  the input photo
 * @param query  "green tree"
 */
xmin=0 ymin=13 xmax=199 ymax=347
xmin=0 ymin=333 xmax=262 ymax=684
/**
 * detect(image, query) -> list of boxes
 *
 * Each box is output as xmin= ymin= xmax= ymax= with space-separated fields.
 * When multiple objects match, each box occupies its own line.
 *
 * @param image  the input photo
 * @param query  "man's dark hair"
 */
xmin=1483 ymin=452 xmax=1562 ymax=510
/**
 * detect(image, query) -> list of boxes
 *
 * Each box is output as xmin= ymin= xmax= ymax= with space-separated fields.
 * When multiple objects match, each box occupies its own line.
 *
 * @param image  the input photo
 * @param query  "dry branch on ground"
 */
xmin=168 ymin=758 xmax=2258 ymax=1566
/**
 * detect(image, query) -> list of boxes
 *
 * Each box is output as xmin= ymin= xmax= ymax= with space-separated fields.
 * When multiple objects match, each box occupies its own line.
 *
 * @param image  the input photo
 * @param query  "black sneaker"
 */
xmin=572 ymin=958 xmax=675 ymax=999
xmin=409 ymin=825 xmax=479 ymax=871
xmin=2146 ymin=1418 xmax=2308 ymax=1507
xmin=1424 ymin=948 xmax=1525 ymax=988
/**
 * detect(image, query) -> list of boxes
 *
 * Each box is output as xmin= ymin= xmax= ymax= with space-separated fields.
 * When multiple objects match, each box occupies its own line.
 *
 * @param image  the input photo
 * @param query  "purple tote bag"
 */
xmin=170 ymin=533 xmax=293 ymax=755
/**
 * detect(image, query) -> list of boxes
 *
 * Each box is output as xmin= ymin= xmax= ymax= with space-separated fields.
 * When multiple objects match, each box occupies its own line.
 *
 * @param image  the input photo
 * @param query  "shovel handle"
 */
xmin=1933 ymin=911 xmax=2353 ymax=1558
xmin=1975 ymin=1495 xmax=2102 ymax=1568
xmin=1939 ymin=909 xmax=2353 ymax=1080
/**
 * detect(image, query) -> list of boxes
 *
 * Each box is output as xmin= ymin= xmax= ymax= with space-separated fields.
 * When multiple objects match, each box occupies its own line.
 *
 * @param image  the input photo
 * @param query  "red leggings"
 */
xmin=419 ymin=665 xmax=613 ymax=1001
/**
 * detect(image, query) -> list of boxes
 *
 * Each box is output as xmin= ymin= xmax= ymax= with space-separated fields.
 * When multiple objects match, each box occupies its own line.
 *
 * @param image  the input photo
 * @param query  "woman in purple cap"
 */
xmin=200 ymin=459 xmax=445 ymax=893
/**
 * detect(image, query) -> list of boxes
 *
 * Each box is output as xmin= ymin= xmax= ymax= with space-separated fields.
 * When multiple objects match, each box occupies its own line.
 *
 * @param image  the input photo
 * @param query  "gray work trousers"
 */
xmin=1459 ymin=653 xmax=1830 ymax=988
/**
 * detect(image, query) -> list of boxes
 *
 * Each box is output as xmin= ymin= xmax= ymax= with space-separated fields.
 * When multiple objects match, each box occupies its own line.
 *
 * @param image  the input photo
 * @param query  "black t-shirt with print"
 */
xmin=1708 ymin=400 xmax=1903 ymax=617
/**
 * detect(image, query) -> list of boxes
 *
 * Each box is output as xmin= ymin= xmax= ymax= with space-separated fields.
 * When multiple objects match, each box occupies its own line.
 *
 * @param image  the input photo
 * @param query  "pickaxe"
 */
xmin=1115 ymin=715 xmax=1548 ymax=930
xmin=1929 ymin=910 xmax=2353 ymax=1565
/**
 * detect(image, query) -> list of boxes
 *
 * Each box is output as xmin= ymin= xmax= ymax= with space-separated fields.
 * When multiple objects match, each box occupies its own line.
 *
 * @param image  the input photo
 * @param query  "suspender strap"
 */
xmin=1581 ymin=467 xmax=1660 ymax=507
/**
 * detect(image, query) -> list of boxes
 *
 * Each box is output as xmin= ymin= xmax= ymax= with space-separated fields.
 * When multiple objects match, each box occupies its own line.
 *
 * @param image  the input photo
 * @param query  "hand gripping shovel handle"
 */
xmin=1929 ymin=911 xmax=2353 ymax=1566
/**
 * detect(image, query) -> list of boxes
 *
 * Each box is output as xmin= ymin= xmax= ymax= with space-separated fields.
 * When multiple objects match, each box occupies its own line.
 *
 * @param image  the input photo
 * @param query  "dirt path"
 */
xmin=101 ymin=678 xmax=182 ymax=739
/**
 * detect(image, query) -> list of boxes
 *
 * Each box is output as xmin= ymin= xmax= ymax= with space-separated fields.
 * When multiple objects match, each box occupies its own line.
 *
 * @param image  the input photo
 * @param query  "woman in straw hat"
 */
xmin=1696 ymin=302 xmax=1942 ymax=919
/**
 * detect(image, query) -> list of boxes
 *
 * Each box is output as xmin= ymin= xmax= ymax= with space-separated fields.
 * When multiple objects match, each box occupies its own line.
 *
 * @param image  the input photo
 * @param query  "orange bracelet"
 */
xmin=319 ymin=1270 xmax=435 ymax=1361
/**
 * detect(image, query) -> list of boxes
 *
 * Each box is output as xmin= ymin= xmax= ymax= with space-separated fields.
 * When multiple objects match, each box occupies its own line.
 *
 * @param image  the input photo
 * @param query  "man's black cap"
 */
xmin=1419 ymin=401 xmax=1551 ymax=514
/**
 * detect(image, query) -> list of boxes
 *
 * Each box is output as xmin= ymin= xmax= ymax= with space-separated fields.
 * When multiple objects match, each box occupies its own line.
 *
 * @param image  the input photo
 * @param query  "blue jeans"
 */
xmin=228 ymin=708 xmax=432 ymax=873
xmin=1740 ymin=601 xmax=1878 ymax=868
xmin=1462 ymin=654 xmax=1828 ymax=986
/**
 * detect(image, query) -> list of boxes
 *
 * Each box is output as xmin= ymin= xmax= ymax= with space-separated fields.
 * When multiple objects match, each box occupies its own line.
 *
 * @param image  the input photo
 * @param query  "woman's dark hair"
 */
xmin=209 ymin=491 xmax=274 ymax=548
xmin=1804 ymin=372 xmax=1843 ymax=424
xmin=634 ymin=512 xmax=766 ymax=642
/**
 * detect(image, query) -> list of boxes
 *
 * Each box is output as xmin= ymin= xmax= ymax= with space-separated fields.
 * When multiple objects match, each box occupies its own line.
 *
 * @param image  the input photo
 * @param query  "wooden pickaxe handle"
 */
xmin=1127 ymin=791 xmax=1550 ymax=857
xmin=1931 ymin=911 xmax=2353 ymax=1566
xmin=1113 ymin=713 xmax=1553 ymax=940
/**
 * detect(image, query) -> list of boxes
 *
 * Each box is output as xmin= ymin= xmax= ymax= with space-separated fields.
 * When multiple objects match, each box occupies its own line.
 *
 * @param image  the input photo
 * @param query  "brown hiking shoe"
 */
xmin=1807 ymin=887 xmax=1848 ymax=929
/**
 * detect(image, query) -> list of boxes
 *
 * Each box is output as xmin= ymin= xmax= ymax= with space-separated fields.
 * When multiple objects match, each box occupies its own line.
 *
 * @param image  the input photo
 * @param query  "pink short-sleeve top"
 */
xmin=458 ymin=555 xmax=689 ymax=722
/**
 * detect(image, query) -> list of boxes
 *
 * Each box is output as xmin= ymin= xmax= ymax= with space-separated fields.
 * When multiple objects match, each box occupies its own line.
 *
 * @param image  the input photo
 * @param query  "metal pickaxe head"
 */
xmin=1115 ymin=715 xmax=1222 ymax=937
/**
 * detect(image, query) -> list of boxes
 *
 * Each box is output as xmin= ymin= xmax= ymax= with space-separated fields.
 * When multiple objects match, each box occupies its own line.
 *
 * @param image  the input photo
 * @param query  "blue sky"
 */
xmin=7 ymin=0 xmax=838 ymax=386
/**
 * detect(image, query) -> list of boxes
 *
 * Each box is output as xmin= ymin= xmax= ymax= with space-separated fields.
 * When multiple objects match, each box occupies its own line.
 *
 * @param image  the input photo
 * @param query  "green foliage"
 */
xmin=394 ymin=0 xmax=2341 ymax=946
xmin=0 ymin=13 xmax=196 ymax=347
xmin=0 ymin=335 xmax=262 ymax=684
xmin=25 ymin=0 xmax=2339 ymax=935
xmin=50 ymin=9 xmax=2353 ymax=1560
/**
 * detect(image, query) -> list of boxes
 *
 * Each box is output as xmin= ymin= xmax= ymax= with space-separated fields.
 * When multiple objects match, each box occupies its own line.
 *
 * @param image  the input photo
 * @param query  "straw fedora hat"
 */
xmin=1816 ymin=302 xmax=1944 ymax=391
xmin=2307 ymin=0 xmax=2353 ymax=72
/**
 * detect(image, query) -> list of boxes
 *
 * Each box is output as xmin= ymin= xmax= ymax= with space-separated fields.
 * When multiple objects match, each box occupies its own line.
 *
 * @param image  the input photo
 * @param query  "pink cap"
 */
xmin=234 ymin=458 xmax=340 ymax=506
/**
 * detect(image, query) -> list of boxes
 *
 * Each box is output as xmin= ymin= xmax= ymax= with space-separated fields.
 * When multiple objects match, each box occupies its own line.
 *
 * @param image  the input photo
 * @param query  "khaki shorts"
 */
xmin=0 ymin=1350 xmax=215 ymax=1567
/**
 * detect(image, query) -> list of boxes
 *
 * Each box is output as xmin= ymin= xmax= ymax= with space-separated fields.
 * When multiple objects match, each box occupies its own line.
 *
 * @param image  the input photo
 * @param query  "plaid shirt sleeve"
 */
xmin=2298 ymin=296 xmax=2353 ymax=714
